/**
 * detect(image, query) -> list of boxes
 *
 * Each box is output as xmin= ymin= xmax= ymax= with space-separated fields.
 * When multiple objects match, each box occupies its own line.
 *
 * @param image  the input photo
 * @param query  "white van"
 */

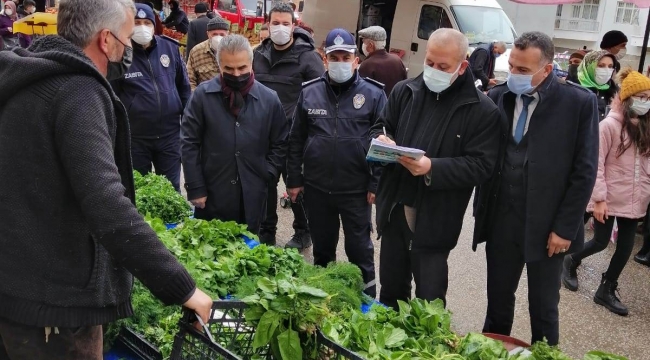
xmin=301 ymin=0 xmax=516 ymax=78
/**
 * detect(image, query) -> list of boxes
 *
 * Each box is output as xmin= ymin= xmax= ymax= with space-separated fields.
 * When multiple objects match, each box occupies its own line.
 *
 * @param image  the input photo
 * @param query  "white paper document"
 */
xmin=366 ymin=138 xmax=426 ymax=163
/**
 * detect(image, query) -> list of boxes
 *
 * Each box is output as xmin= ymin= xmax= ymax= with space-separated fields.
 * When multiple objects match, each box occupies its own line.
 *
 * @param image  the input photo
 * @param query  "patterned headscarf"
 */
xmin=578 ymin=50 xmax=616 ymax=91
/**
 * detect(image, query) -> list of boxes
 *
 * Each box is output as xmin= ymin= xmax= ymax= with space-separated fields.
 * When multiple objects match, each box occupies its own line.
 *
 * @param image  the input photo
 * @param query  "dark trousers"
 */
xmin=303 ymin=185 xmax=375 ymax=297
xmin=260 ymin=172 xmax=309 ymax=235
xmin=131 ymin=133 xmax=181 ymax=192
xmin=572 ymin=216 xmax=639 ymax=282
xmin=483 ymin=208 xmax=564 ymax=346
xmin=641 ymin=205 xmax=650 ymax=255
xmin=378 ymin=204 xmax=451 ymax=310
xmin=0 ymin=316 xmax=102 ymax=360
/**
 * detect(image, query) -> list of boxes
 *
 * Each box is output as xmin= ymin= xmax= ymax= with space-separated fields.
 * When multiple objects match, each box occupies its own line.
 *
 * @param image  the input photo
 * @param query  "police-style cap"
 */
xmin=358 ymin=26 xmax=386 ymax=42
xmin=207 ymin=16 xmax=230 ymax=31
xmin=135 ymin=4 xmax=155 ymax=25
xmin=325 ymin=28 xmax=356 ymax=54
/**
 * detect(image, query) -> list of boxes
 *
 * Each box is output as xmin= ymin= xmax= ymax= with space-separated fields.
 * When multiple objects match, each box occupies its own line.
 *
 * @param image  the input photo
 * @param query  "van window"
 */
xmin=451 ymin=5 xmax=516 ymax=45
xmin=417 ymin=5 xmax=453 ymax=40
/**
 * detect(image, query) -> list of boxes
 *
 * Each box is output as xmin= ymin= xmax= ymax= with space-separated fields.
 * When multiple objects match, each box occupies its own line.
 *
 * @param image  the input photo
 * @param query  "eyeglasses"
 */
xmin=633 ymin=95 xmax=650 ymax=103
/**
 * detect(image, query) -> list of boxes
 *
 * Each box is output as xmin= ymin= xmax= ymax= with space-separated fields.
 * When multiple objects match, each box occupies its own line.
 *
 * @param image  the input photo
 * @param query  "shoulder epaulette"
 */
xmin=363 ymin=77 xmax=385 ymax=89
xmin=160 ymin=35 xmax=180 ymax=46
xmin=302 ymin=77 xmax=324 ymax=87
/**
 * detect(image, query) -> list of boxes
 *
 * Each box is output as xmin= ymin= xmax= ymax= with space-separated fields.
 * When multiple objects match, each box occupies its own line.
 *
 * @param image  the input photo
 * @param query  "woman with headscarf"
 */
xmin=0 ymin=0 xmax=18 ymax=50
xmin=578 ymin=50 xmax=618 ymax=121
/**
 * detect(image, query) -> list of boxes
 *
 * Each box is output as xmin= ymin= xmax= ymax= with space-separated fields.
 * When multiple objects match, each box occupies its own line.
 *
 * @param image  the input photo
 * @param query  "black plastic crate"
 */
xmin=170 ymin=300 xmax=364 ymax=360
xmin=106 ymin=327 xmax=163 ymax=360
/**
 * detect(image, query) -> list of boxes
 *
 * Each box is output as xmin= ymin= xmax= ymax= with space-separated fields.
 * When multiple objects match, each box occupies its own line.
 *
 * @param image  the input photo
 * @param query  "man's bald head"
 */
xmin=428 ymin=28 xmax=469 ymax=62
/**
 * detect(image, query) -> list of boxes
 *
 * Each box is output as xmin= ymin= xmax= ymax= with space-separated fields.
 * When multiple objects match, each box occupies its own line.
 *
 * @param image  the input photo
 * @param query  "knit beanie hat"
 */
xmin=135 ymin=3 xmax=155 ymax=26
xmin=618 ymin=68 xmax=650 ymax=101
xmin=195 ymin=2 xmax=208 ymax=13
xmin=600 ymin=30 xmax=628 ymax=50
xmin=207 ymin=16 xmax=230 ymax=31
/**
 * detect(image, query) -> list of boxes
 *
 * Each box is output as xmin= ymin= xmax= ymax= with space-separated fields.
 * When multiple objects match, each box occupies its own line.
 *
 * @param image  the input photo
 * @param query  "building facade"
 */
xmin=497 ymin=0 xmax=649 ymax=70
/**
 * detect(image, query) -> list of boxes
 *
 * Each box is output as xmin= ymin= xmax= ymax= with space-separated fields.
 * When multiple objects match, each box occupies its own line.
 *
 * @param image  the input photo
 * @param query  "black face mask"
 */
xmin=106 ymin=33 xmax=134 ymax=81
xmin=568 ymin=64 xmax=579 ymax=80
xmin=222 ymin=72 xmax=251 ymax=90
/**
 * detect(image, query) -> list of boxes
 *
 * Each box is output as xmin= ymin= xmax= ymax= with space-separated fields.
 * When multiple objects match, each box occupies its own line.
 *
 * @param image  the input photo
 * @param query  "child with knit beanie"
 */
xmin=562 ymin=68 xmax=650 ymax=316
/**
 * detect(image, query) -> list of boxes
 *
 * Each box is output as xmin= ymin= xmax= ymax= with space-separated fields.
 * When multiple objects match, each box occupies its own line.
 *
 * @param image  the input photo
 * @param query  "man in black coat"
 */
xmin=185 ymin=2 xmax=212 ymax=60
xmin=468 ymin=41 xmax=506 ymax=91
xmin=182 ymin=34 xmax=288 ymax=234
xmin=369 ymin=28 xmax=501 ymax=309
xmin=253 ymin=2 xmax=325 ymax=248
xmin=474 ymin=31 xmax=599 ymax=346
xmin=0 ymin=0 xmax=211 ymax=357
xmin=163 ymin=0 xmax=189 ymax=34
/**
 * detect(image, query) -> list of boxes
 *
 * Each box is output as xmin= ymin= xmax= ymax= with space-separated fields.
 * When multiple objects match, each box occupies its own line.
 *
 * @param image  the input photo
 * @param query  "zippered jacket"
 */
xmin=111 ymin=35 xmax=191 ymax=139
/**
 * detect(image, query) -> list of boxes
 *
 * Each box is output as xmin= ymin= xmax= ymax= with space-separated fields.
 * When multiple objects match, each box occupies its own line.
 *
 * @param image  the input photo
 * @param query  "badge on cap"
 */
xmin=137 ymin=9 xmax=147 ymax=19
xmin=334 ymin=35 xmax=344 ymax=45
xmin=160 ymin=54 xmax=170 ymax=67
xmin=353 ymin=94 xmax=365 ymax=109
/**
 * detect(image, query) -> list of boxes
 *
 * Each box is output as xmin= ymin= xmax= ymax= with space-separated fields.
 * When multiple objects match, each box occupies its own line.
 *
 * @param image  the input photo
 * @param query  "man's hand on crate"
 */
xmin=184 ymin=288 xmax=213 ymax=330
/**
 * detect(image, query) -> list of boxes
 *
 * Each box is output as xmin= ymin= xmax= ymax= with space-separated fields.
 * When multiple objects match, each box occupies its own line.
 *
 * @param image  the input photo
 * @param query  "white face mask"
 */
xmin=270 ymin=25 xmax=292 ymax=46
xmin=362 ymin=42 xmax=369 ymax=57
xmin=328 ymin=61 xmax=354 ymax=83
xmin=616 ymin=48 xmax=627 ymax=60
xmin=132 ymin=25 xmax=154 ymax=46
xmin=4 ymin=9 xmax=13 ymax=16
xmin=423 ymin=63 xmax=461 ymax=93
xmin=631 ymin=98 xmax=650 ymax=116
xmin=210 ymin=35 xmax=223 ymax=51
xmin=595 ymin=67 xmax=614 ymax=85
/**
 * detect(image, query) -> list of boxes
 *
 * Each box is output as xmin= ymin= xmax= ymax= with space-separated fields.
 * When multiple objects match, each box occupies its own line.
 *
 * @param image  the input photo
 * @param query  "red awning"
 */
xmin=508 ymin=0 xmax=581 ymax=4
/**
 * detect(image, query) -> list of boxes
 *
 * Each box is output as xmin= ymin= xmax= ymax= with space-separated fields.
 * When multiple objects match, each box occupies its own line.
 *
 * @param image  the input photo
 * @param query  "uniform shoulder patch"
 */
xmin=302 ymin=77 xmax=324 ymax=87
xmin=160 ymin=35 xmax=180 ymax=46
xmin=363 ymin=77 xmax=385 ymax=89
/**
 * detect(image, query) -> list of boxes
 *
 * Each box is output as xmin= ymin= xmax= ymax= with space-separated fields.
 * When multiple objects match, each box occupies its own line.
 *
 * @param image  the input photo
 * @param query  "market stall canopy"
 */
xmin=508 ymin=0 xmax=581 ymax=4
xmin=13 ymin=12 xmax=57 ymax=36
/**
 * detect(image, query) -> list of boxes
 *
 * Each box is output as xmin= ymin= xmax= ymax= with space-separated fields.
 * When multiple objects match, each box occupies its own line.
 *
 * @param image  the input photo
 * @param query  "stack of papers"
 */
xmin=366 ymin=138 xmax=426 ymax=163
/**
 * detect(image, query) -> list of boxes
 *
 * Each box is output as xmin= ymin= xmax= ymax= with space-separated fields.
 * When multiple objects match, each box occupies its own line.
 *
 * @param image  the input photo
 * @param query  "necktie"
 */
xmin=514 ymin=95 xmax=534 ymax=144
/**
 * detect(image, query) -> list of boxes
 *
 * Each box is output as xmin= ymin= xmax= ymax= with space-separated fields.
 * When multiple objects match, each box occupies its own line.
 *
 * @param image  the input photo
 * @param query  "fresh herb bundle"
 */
xmin=133 ymin=171 xmax=192 ymax=224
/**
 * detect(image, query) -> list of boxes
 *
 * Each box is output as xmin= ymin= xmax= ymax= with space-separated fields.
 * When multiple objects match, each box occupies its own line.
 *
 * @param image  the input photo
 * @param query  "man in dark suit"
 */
xmin=185 ymin=2 xmax=212 ymax=60
xmin=473 ymin=31 xmax=599 ymax=346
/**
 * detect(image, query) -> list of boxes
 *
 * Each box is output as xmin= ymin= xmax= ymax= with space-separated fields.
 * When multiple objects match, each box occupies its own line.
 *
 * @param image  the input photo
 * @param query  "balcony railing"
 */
xmin=554 ymin=18 xmax=600 ymax=32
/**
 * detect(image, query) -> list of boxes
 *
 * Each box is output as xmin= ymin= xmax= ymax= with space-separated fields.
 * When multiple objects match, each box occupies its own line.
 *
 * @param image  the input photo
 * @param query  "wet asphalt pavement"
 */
xmin=269 ymin=181 xmax=649 ymax=360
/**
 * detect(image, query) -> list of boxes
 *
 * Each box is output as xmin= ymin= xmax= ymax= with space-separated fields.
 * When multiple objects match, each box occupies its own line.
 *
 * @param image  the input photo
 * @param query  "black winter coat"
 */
xmin=585 ymin=81 xmax=617 ymax=121
xmin=286 ymin=73 xmax=387 ymax=194
xmin=473 ymin=77 xmax=599 ymax=262
xmin=185 ymin=14 xmax=211 ymax=60
xmin=369 ymin=71 xmax=501 ymax=251
xmin=253 ymin=28 xmax=325 ymax=120
xmin=468 ymin=44 xmax=496 ymax=90
xmin=181 ymin=77 xmax=289 ymax=233
xmin=0 ymin=36 xmax=195 ymax=327
xmin=163 ymin=9 xmax=189 ymax=34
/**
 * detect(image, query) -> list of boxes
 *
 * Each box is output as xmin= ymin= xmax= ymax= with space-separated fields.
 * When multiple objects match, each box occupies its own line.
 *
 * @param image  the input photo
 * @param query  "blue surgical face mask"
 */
xmin=328 ymin=61 xmax=354 ymax=83
xmin=506 ymin=66 xmax=546 ymax=95
xmin=494 ymin=52 xmax=501 ymax=58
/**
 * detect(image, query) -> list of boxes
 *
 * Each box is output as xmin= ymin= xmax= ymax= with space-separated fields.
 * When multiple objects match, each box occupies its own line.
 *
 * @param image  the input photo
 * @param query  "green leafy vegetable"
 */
xmin=134 ymin=171 xmax=192 ymax=224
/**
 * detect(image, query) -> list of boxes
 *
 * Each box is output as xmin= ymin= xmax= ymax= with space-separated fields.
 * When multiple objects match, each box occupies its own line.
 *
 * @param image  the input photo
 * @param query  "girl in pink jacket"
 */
xmin=562 ymin=69 xmax=650 ymax=316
